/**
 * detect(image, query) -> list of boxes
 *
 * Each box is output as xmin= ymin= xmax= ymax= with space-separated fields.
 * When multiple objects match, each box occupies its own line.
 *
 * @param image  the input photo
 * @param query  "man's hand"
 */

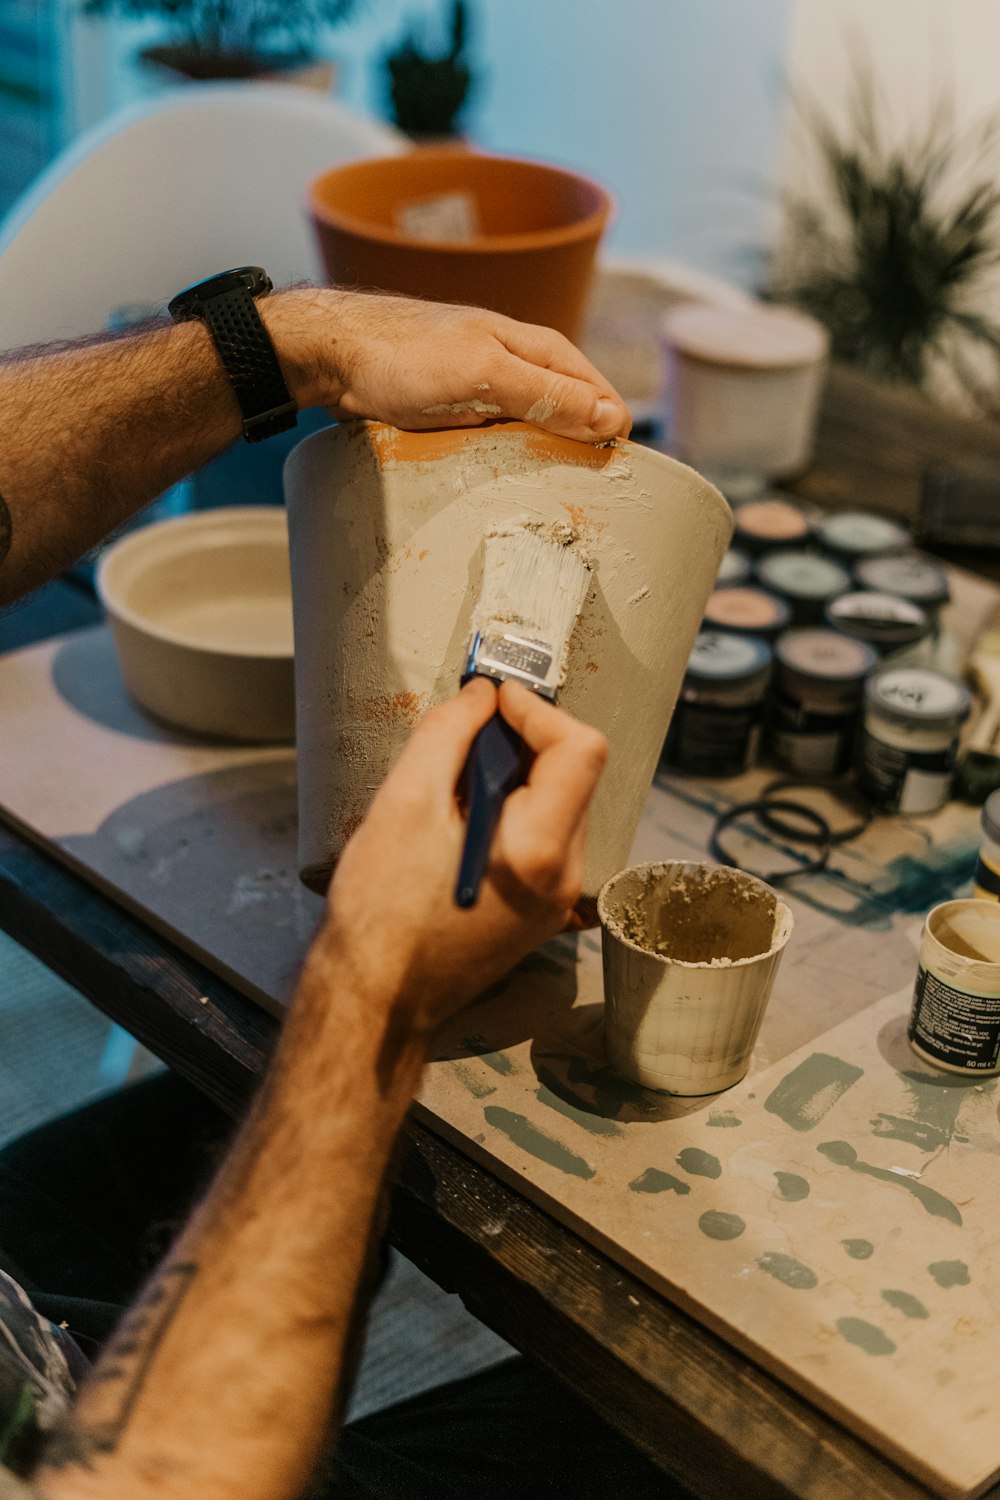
xmin=318 ymin=677 xmax=608 ymax=1036
xmin=266 ymin=288 xmax=632 ymax=443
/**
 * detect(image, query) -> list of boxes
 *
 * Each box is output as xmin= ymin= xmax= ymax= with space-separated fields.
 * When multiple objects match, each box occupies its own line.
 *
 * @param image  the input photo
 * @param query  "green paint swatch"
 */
xmin=837 ymin=1317 xmax=896 ymax=1356
xmin=629 ymin=1168 xmax=690 ymax=1196
xmin=484 ymin=1107 xmax=595 ymax=1180
xmin=842 ymin=1239 xmax=875 ymax=1260
xmin=698 ymin=1210 xmax=746 ymax=1241
xmin=758 ymin=1253 xmax=818 ymax=1289
xmin=535 ymin=1085 xmax=623 ymax=1138
xmin=817 ymin=1140 xmax=962 ymax=1225
xmin=881 ymin=1290 xmax=929 ymax=1319
xmin=774 ymin=1171 xmax=810 ymax=1201
xmin=764 ymin=1053 xmax=863 ymax=1132
xmin=706 ymin=1112 xmax=742 ymax=1129
xmin=446 ymin=1061 xmax=496 ymax=1100
xmin=928 ymin=1260 xmax=970 ymax=1288
xmin=676 ymin=1147 xmax=722 ymax=1179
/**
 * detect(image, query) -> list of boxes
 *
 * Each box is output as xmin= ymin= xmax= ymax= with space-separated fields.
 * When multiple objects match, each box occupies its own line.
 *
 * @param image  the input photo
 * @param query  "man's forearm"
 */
xmin=0 ymin=290 xmax=336 ymax=606
xmin=33 ymin=932 xmax=425 ymax=1500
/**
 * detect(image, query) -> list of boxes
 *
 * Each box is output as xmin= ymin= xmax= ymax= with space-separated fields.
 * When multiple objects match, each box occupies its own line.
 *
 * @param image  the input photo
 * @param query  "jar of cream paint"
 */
xmin=974 ymin=791 xmax=1000 ymax=901
xmin=909 ymin=899 xmax=1000 ymax=1075
xmin=856 ymin=667 xmax=971 ymax=815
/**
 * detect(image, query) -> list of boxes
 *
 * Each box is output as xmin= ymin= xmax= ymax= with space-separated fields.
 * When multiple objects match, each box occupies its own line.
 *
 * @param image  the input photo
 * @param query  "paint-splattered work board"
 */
xmin=0 ymin=605 xmax=998 ymax=1496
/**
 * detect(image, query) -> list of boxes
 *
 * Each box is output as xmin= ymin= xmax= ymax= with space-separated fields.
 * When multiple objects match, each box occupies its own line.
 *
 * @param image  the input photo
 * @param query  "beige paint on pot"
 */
xmin=284 ymin=421 xmax=731 ymax=900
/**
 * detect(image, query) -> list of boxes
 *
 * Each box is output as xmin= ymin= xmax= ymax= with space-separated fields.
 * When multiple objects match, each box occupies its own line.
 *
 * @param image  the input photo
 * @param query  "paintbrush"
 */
xmin=958 ymin=600 xmax=1000 ymax=802
xmin=455 ymin=529 xmax=591 ymax=908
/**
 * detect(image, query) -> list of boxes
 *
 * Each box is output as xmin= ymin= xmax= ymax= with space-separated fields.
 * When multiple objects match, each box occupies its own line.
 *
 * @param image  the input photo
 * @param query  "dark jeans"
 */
xmin=0 ymin=1074 xmax=686 ymax=1498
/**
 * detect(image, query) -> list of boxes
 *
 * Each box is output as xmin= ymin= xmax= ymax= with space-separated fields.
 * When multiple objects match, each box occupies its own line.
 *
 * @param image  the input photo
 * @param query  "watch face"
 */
xmin=168 ymin=266 xmax=271 ymax=318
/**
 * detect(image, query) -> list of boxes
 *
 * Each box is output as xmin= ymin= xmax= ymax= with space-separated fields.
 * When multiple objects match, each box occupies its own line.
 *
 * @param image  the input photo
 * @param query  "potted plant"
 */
xmin=383 ymin=0 xmax=475 ymax=142
xmin=80 ymin=0 xmax=363 ymax=87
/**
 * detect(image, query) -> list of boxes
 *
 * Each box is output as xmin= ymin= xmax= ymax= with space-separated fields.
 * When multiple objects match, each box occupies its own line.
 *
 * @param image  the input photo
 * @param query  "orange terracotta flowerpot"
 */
xmin=308 ymin=149 xmax=613 ymax=341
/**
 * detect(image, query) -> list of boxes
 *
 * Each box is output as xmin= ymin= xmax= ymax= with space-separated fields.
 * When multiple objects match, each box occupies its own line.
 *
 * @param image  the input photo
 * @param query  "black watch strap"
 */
xmin=169 ymin=267 xmax=298 ymax=444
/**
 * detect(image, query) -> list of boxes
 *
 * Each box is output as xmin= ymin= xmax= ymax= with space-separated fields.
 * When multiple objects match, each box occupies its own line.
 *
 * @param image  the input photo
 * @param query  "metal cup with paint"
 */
xmin=909 ymin=899 xmax=1000 ymax=1076
xmin=598 ymin=860 xmax=793 ymax=1094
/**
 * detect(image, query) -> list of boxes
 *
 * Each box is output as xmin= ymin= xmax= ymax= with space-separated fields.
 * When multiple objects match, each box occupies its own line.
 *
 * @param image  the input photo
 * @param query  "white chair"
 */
xmin=0 ymin=82 xmax=407 ymax=349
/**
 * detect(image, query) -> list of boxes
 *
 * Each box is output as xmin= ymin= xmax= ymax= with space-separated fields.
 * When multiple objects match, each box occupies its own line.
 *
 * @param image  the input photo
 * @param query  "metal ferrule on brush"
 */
xmin=463 ymin=629 xmax=558 ymax=700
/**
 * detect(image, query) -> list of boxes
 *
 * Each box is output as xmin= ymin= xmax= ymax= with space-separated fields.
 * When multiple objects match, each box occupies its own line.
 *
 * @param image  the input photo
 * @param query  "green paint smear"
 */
xmin=817 ymin=1140 xmax=962 ymax=1225
xmin=882 ymin=1290 xmax=929 ymax=1319
xmin=774 ymin=1171 xmax=810 ymax=1201
xmin=698 ymin=1210 xmax=746 ymax=1240
xmin=484 ymin=1107 xmax=595 ymax=1180
xmin=757 ymin=1253 xmax=818 ymax=1289
xmin=928 ymin=1260 xmax=970 ymax=1288
xmin=837 ymin=1317 xmax=897 ymax=1356
xmin=461 ymin=1036 xmax=516 ymax=1075
xmin=870 ymin=1069 xmax=965 ymax=1154
xmin=842 ymin=1239 xmax=875 ymax=1260
xmin=629 ymin=1168 xmax=690 ymax=1196
xmin=535 ymin=1085 xmax=622 ymax=1138
xmin=706 ymin=1112 xmax=743 ymax=1129
xmin=446 ymin=1061 xmax=496 ymax=1100
xmin=676 ymin=1147 xmax=722 ymax=1179
xmin=764 ymin=1053 xmax=863 ymax=1132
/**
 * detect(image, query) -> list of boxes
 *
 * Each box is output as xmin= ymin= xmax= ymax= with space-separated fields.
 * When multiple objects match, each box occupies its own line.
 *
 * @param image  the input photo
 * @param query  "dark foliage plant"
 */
xmin=774 ymin=77 xmax=1000 ymax=414
xmin=385 ymin=0 xmax=473 ymax=140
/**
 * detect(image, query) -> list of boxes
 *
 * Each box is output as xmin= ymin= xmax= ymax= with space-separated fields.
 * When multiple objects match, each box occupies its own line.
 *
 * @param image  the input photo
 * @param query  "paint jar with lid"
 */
xmin=702 ymin=586 xmax=791 ymax=642
xmin=856 ymin=667 xmax=971 ymax=815
xmin=663 ymin=630 xmax=772 ymax=777
xmin=816 ymin=510 xmax=910 ymax=566
xmin=974 ymin=791 xmax=1000 ymax=900
xmin=908 ymin=899 xmax=1000 ymax=1075
xmin=766 ymin=628 xmax=877 ymax=776
xmin=716 ymin=547 xmax=752 ymax=587
xmin=731 ymin=497 xmax=812 ymax=557
xmin=853 ymin=554 xmax=951 ymax=624
xmin=825 ymin=590 xmax=931 ymax=658
xmin=757 ymin=550 xmax=851 ymax=626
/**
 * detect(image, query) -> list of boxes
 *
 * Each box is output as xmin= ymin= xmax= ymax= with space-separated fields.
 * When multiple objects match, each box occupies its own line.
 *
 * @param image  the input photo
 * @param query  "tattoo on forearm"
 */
xmin=0 ymin=492 xmax=10 ymax=567
xmin=41 ymin=1261 xmax=198 ymax=1471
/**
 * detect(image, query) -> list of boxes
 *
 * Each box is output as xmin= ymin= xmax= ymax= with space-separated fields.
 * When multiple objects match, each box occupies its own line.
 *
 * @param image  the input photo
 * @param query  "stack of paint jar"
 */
xmin=663 ymin=496 xmax=971 ymax=815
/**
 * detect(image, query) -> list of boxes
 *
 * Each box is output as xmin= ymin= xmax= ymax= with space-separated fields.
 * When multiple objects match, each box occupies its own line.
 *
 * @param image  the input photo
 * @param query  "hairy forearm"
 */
xmin=33 ymin=933 xmax=425 ymax=1500
xmin=0 ymin=289 xmax=340 ymax=606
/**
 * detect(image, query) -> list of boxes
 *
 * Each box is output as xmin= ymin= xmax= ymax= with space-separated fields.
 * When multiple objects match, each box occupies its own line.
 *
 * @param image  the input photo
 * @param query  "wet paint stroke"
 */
xmin=445 ymin=1061 xmax=496 ymax=1100
xmin=870 ymin=1070 xmax=966 ymax=1154
xmin=764 ymin=1054 xmax=863 ymax=1132
xmin=676 ymin=1148 xmax=721 ymax=1179
xmin=460 ymin=1036 xmax=517 ymax=1075
xmin=837 ymin=1317 xmax=896 ymax=1356
xmin=698 ymin=1211 xmax=745 ymax=1240
xmin=882 ymin=1290 xmax=929 ymax=1319
xmin=817 ymin=1141 xmax=963 ymax=1225
xmin=535 ymin=1084 xmax=623 ymax=1138
xmin=774 ymin=1172 xmax=810 ymax=1202
xmin=483 ymin=1106 xmax=595 ymax=1180
xmin=706 ymin=1112 xmax=743 ymax=1129
xmin=842 ymin=1239 xmax=875 ymax=1260
xmin=928 ymin=1260 xmax=970 ymax=1288
xmin=757 ymin=1253 xmax=818 ymax=1289
xmin=629 ymin=1168 xmax=690 ymax=1196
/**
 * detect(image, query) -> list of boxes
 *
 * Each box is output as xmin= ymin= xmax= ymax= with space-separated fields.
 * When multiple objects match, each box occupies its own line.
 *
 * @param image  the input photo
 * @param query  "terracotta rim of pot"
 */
xmin=308 ymin=148 xmax=614 ymax=255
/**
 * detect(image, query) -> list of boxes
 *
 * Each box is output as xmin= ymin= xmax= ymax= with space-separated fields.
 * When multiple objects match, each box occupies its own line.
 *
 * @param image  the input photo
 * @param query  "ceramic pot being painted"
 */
xmin=284 ymin=420 xmax=731 ymax=905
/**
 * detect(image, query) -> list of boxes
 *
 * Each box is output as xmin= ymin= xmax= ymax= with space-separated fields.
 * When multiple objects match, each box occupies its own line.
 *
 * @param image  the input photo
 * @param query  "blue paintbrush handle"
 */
xmin=455 ymin=710 xmax=526 ymax=908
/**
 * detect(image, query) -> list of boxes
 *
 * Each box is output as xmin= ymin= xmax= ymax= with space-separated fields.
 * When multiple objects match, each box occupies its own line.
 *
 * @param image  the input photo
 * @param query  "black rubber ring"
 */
xmin=709 ymin=797 xmax=833 ymax=884
xmin=759 ymin=777 xmax=873 ymax=846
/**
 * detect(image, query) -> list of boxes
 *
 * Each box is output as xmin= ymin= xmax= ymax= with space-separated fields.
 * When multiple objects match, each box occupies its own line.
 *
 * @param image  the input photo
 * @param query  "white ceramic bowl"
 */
xmin=97 ymin=507 xmax=295 ymax=741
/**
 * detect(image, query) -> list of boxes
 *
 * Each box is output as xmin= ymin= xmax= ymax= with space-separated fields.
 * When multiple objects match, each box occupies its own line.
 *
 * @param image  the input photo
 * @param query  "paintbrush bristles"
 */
xmin=472 ymin=530 xmax=591 ymax=686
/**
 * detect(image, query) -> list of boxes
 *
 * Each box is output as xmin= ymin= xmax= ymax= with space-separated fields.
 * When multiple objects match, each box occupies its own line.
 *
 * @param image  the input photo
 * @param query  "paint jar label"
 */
xmin=857 ymin=729 xmax=954 ymax=814
xmin=766 ymin=694 xmax=856 ymax=775
xmin=908 ymin=963 xmax=1000 ymax=1071
xmin=974 ymin=852 xmax=1000 ymax=901
xmin=664 ymin=700 xmax=760 ymax=777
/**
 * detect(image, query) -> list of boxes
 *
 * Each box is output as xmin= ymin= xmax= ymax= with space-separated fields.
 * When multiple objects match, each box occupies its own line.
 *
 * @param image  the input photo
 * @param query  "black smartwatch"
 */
xmin=168 ymin=266 xmax=298 ymax=444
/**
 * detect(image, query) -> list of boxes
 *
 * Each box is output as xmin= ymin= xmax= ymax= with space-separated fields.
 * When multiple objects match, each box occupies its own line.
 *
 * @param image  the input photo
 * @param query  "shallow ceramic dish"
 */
xmin=97 ymin=507 xmax=294 ymax=741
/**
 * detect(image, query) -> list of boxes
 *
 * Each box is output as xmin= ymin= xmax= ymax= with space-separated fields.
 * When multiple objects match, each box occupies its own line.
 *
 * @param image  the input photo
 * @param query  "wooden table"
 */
xmin=2 ymin=577 xmax=1000 ymax=1500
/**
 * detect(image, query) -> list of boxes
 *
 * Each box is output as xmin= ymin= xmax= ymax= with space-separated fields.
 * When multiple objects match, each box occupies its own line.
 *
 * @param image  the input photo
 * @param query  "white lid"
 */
xmin=817 ymin=510 xmax=910 ymax=557
xmin=662 ymin=302 xmax=829 ymax=370
xmin=867 ymin=667 xmax=971 ymax=728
